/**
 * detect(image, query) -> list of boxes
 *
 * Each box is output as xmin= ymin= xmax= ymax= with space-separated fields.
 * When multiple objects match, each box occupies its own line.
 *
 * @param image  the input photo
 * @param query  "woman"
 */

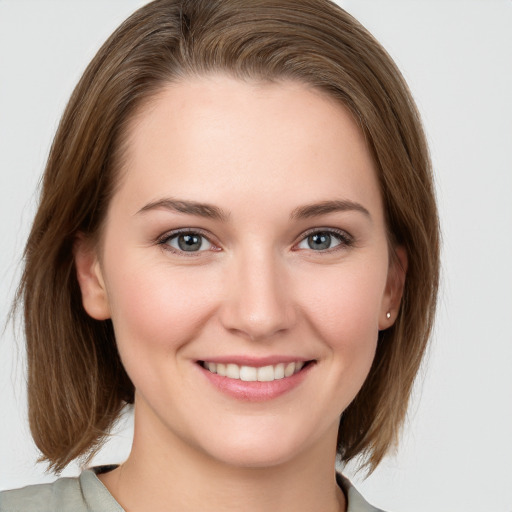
xmin=0 ymin=0 xmax=439 ymax=511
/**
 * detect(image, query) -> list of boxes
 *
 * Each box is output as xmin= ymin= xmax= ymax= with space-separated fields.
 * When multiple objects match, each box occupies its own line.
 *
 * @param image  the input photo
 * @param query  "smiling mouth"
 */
xmin=199 ymin=360 xmax=314 ymax=382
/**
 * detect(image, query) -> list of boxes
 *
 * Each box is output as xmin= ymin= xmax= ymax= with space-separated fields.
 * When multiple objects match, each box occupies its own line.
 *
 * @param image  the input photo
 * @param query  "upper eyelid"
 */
xmin=293 ymin=228 xmax=354 ymax=253
xmin=157 ymin=229 xmax=219 ymax=256
xmin=296 ymin=226 xmax=353 ymax=242
xmin=157 ymin=227 xmax=216 ymax=244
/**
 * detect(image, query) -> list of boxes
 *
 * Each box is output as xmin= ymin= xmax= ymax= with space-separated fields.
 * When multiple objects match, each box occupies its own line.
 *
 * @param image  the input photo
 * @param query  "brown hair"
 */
xmin=16 ymin=0 xmax=439 ymax=473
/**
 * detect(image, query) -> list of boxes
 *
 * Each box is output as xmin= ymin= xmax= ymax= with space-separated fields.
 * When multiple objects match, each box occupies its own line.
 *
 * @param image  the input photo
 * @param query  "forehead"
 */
xmin=113 ymin=75 xmax=382 ymax=219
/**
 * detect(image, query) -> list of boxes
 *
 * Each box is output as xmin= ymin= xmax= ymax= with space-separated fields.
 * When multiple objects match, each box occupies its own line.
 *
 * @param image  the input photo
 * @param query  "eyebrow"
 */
xmin=137 ymin=197 xmax=370 ymax=222
xmin=290 ymin=199 xmax=371 ymax=220
xmin=137 ymin=198 xmax=229 ymax=222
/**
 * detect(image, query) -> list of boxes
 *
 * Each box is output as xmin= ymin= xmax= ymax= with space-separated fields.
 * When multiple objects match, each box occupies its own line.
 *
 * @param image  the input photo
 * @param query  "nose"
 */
xmin=219 ymin=246 xmax=297 ymax=341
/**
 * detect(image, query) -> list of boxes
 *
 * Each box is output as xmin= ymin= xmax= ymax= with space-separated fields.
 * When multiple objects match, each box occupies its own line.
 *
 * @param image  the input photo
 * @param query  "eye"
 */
xmin=296 ymin=230 xmax=352 ymax=251
xmin=162 ymin=232 xmax=213 ymax=253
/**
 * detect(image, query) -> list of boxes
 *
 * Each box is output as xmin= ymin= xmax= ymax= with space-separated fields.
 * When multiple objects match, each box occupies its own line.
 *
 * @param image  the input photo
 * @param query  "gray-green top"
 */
xmin=0 ymin=469 xmax=384 ymax=512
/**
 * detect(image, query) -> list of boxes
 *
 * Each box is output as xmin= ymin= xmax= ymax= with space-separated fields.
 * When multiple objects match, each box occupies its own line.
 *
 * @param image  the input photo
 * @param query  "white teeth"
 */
xmin=203 ymin=360 xmax=308 ymax=381
xmin=274 ymin=363 xmax=285 ymax=379
xmin=284 ymin=362 xmax=295 ymax=377
xmin=257 ymin=365 xmax=274 ymax=382
xmin=240 ymin=366 xmax=257 ymax=381
xmin=226 ymin=363 xmax=240 ymax=379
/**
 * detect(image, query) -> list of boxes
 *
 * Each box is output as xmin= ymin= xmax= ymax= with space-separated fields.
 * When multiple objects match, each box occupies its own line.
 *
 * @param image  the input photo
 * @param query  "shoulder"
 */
xmin=0 ymin=469 xmax=123 ymax=512
xmin=337 ymin=474 xmax=388 ymax=512
xmin=0 ymin=476 xmax=85 ymax=512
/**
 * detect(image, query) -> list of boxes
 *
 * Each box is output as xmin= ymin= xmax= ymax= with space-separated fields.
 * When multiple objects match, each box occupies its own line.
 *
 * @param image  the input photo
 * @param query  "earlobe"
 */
xmin=73 ymin=234 xmax=111 ymax=320
xmin=379 ymin=245 xmax=407 ymax=330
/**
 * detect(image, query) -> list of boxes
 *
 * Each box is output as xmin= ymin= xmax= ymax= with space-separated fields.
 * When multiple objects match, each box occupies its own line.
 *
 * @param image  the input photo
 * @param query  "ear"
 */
xmin=73 ymin=234 xmax=111 ymax=320
xmin=379 ymin=245 xmax=407 ymax=330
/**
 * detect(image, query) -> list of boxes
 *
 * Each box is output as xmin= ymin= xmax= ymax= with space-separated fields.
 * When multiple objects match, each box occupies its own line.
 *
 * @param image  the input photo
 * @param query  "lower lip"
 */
xmin=198 ymin=363 xmax=314 ymax=402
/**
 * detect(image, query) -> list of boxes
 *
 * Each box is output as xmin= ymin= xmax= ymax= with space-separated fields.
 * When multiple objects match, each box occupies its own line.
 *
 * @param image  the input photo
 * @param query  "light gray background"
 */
xmin=1 ymin=1 xmax=511 ymax=511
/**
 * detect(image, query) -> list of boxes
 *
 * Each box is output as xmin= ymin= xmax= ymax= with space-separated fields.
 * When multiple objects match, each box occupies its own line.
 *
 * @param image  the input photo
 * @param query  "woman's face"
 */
xmin=76 ymin=76 xmax=403 ymax=469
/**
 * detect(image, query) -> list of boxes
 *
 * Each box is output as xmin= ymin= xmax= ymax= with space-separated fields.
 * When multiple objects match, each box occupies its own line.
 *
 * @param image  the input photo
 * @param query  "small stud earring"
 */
xmin=386 ymin=312 xmax=391 ymax=319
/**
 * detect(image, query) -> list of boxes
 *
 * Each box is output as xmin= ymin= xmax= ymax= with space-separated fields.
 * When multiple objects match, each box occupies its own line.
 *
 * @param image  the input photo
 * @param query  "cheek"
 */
xmin=305 ymin=261 xmax=385 ymax=321
xmin=105 ymin=256 xmax=220 ymax=361
xmin=297 ymin=261 xmax=387 ymax=363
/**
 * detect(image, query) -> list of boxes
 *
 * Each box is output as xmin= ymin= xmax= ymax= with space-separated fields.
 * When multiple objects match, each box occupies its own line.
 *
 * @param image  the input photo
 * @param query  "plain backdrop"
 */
xmin=0 ymin=1 xmax=511 ymax=511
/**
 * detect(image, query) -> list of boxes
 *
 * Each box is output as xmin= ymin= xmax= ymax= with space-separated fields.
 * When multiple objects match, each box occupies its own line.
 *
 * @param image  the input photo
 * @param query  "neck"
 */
xmin=99 ymin=406 xmax=346 ymax=512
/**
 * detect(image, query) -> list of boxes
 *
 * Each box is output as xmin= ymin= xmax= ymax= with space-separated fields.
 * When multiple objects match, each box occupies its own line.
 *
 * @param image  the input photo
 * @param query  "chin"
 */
xmin=193 ymin=422 xmax=326 ymax=470
xmin=205 ymin=442 xmax=302 ymax=469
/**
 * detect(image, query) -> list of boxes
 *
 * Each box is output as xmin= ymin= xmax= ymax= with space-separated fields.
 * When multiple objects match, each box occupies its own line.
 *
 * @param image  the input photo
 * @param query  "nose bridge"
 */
xmin=220 ymin=242 xmax=295 ymax=341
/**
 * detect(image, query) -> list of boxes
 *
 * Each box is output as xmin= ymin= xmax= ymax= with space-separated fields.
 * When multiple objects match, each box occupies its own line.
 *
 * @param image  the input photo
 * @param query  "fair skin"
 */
xmin=75 ymin=76 xmax=405 ymax=512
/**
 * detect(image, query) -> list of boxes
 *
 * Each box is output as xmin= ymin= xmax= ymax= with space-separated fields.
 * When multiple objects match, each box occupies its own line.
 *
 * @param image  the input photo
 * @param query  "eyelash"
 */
xmin=157 ymin=228 xmax=219 ymax=256
xmin=294 ymin=227 xmax=354 ymax=254
xmin=156 ymin=227 xmax=354 ymax=256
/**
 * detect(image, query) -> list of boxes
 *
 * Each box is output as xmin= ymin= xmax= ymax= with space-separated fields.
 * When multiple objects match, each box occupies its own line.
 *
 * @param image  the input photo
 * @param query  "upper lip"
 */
xmin=197 ymin=356 xmax=315 ymax=367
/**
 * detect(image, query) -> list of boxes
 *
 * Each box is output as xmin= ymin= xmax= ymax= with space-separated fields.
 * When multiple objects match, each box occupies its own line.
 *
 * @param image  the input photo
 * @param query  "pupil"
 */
xmin=308 ymin=233 xmax=331 ymax=250
xmin=178 ymin=234 xmax=202 ymax=251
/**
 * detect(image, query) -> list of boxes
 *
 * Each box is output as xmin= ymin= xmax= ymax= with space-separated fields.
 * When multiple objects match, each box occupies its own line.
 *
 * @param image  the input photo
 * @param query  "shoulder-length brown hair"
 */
xmin=16 ymin=0 xmax=439 ymax=473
